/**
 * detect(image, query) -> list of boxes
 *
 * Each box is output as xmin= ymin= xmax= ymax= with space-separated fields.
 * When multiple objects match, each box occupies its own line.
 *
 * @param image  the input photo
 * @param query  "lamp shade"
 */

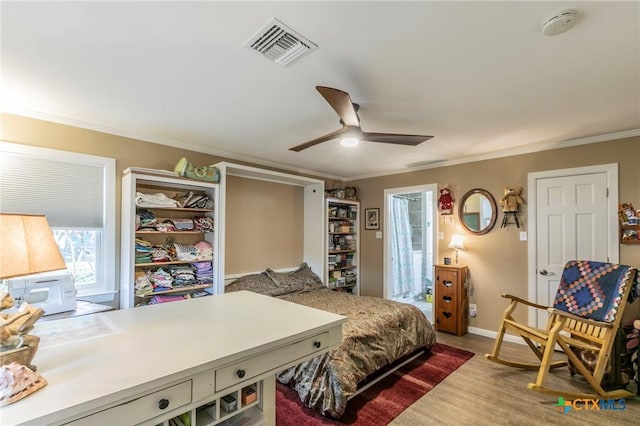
xmin=448 ymin=234 xmax=465 ymax=250
xmin=0 ymin=213 xmax=67 ymax=279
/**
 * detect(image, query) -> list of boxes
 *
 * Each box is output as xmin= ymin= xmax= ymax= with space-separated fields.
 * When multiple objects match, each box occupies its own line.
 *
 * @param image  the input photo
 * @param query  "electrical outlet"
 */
xmin=469 ymin=304 xmax=477 ymax=317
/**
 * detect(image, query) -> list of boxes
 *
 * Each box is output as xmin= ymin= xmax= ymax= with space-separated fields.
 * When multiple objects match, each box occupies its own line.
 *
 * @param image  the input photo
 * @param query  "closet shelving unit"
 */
xmin=326 ymin=198 xmax=360 ymax=294
xmin=120 ymin=168 xmax=221 ymax=309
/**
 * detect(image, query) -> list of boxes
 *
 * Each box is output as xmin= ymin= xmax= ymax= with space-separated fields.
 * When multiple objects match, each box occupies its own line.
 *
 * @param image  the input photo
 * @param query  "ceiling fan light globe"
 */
xmin=340 ymin=137 xmax=360 ymax=147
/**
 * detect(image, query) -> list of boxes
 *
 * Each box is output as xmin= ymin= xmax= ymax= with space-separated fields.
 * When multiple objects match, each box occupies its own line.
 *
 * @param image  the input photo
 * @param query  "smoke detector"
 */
xmin=542 ymin=9 xmax=579 ymax=36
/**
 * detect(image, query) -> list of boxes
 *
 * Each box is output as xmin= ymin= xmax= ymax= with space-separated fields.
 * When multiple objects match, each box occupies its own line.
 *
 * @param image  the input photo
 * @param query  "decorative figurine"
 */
xmin=0 ymin=293 xmax=48 ymax=406
xmin=499 ymin=186 xmax=525 ymax=228
xmin=0 ymin=292 xmax=45 ymax=371
xmin=438 ymin=186 xmax=454 ymax=222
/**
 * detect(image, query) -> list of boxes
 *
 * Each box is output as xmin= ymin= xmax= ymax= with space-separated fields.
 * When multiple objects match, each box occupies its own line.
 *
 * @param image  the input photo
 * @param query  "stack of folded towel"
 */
xmin=135 ymin=192 xmax=180 ymax=208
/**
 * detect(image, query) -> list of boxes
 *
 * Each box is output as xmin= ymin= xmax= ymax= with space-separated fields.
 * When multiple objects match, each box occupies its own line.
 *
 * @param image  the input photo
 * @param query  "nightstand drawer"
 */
xmin=66 ymin=380 xmax=192 ymax=425
xmin=215 ymin=332 xmax=329 ymax=392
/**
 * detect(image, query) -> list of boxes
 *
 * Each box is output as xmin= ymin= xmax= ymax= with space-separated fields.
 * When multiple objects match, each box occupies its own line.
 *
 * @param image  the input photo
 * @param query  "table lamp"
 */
xmin=0 ymin=213 xmax=67 ymax=404
xmin=1 ymin=213 xmax=67 ymax=280
xmin=448 ymin=234 xmax=465 ymax=264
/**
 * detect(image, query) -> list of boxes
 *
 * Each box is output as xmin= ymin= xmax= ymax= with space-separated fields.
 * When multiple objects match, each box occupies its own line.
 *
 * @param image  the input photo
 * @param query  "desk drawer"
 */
xmin=215 ymin=332 xmax=329 ymax=392
xmin=65 ymin=380 xmax=192 ymax=425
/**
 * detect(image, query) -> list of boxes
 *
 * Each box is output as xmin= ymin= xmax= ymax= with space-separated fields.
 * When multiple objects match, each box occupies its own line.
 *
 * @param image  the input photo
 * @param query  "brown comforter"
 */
xmin=275 ymin=287 xmax=436 ymax=418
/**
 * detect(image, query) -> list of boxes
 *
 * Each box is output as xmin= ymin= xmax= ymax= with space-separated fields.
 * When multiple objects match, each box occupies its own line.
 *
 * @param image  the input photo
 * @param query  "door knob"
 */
xmin=539 ymin=269 xmax=548 ymax=276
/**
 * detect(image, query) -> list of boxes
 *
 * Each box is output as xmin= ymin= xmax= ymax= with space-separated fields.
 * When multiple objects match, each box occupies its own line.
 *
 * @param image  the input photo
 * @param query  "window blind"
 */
xmin=0 ymin=152 xmax=105 ymax=228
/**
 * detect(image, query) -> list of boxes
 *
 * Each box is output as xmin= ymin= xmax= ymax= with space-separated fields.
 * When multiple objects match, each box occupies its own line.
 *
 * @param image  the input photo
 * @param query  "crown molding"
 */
xmin=2 ymin=107 xmax=344 ymax=181
xmin=344 ymin=129 xmax=640 ymax=181
xmin=4 ymin=107 xmax=637 ymax=183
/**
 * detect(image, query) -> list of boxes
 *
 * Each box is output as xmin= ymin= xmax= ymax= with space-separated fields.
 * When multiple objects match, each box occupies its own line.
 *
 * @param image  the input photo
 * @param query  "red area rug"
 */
xmin=276 ymin=343 xmax=474 ymax=425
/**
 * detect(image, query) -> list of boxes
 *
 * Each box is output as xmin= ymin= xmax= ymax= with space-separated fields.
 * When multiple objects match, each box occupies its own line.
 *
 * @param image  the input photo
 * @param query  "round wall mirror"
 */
xmin=459 ymin=189 xmax=497 ymax=235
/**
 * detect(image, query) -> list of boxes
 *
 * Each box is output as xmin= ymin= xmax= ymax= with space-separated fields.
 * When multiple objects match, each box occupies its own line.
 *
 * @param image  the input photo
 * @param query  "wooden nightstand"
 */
xmin=434 ymin=264 xmax=469 ymax=336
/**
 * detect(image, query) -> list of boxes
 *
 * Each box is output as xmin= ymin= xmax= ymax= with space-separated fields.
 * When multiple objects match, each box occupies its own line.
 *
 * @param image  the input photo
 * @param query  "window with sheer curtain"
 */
xmin=0 ymin=142 xmax=116 ymax=300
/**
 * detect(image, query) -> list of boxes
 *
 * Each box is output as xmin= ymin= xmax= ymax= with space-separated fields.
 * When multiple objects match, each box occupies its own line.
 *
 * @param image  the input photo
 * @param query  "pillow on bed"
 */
xmin=265 ymin=263 xmax=325 ymax=291
xmin=225 ymin=272 xmax=277 ymax=294
xmin=226 ymin=272 xmax=306 ymax=297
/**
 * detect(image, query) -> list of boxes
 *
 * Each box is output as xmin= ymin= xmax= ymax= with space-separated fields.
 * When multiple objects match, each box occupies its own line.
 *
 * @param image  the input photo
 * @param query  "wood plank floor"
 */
xmin=390 ymin=332 xmax=639 ymax=425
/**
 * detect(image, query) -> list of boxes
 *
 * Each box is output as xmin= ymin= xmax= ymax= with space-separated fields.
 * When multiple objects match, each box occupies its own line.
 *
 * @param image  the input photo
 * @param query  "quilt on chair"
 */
xmin=553 ymin=260 xmax=640 ymax=323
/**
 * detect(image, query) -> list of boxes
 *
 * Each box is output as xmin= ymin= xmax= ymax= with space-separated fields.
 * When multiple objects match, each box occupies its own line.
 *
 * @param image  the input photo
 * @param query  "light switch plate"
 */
xmin=438 ymin=232 xmax=444 ymax=240
xmin=519 ymin=231 xmax=527 ymax=241
xmin=375 ymin=231 xmax=382 ymax=239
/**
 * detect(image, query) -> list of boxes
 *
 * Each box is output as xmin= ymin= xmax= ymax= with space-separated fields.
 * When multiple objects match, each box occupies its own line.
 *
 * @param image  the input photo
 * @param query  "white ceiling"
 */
xmin=2 ymin=1 xmax=639 ymax=180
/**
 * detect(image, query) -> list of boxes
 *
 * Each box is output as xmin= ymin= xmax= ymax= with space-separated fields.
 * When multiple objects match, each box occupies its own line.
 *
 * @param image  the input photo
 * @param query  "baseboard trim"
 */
xmin=468 ymin=326 xmax=525 ymax=345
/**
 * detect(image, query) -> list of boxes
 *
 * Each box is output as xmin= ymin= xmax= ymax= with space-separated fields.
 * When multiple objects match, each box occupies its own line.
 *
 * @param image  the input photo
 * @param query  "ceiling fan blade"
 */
xmin=316 ymin=86 xmax=360 ymax=127
xmin=289 ymin=126 xmax=350 ymax=152
xmin=362 ymin=132 xmax=434 ymax=146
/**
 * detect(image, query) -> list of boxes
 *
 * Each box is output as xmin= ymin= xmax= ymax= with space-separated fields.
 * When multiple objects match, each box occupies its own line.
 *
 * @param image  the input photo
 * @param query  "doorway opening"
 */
xmin=383 ymin=184 xmax=437 ymax=322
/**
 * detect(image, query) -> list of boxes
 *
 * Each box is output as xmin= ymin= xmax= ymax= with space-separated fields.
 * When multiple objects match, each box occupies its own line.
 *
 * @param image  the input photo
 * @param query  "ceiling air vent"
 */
xmin=244 ymin=18 xmax=317 ymax=67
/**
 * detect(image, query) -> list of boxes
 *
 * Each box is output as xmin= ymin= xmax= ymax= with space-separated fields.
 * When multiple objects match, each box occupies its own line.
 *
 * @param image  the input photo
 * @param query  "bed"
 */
xmin=225 ymin=264 xmax=436 ymax=418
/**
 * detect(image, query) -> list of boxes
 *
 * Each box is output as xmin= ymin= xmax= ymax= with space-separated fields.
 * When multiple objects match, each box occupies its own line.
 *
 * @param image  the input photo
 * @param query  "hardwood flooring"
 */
xmin=389 ymin=332 xmax=639 ymax=425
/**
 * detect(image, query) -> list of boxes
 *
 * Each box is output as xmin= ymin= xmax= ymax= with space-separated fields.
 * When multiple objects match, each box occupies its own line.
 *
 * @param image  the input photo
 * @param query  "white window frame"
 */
xmin=0 ymin=141 xmax=116 ymax=302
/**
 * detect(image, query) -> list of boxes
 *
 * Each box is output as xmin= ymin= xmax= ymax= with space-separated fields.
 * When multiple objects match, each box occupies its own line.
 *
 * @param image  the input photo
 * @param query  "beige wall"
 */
xmin=3 ymin=113 xmax=638 ymax=331
xmin=349 ymin=137 xmax=640 ymax=330
xmin=225 ymin=175 xmax=303 ymax=274
xmin=1 ymin=113 xmax=311 ymax=305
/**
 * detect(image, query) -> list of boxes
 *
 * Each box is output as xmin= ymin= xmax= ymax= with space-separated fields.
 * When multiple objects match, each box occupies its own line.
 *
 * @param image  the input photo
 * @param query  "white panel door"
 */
xmin=535 ymin=172 xmax=608 ymax=328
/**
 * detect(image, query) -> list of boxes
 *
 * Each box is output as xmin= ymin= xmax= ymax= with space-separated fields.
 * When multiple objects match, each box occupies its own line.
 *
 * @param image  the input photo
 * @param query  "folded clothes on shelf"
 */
xmin=174 ymin=191 xmax=214 ymax=209
xmin=137 ymin=209 xmax=158 ymax=230
xmin=151 ymin=268 xmax=173 ymax=288
xmin=136 ymin=192 xmax=180 ymax=208
xmin=170 ymin=218 xmax=194 ymax=231
xmin=193 ymin=216 xmax=214 ymax=232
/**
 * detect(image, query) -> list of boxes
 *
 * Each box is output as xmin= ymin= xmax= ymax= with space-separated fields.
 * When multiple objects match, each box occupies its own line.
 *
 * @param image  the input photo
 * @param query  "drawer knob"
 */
xmin=313 ymin=341 xmax=321 ymax=348
xmin=158 ymin=399 xmax=170 ymax=410
xmin=236 ymin=369 xmax=246 ymax=379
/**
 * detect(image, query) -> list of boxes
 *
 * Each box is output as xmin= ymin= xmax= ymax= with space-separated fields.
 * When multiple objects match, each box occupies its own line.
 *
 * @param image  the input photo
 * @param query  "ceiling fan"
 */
xmin=289 ymin=86 xmax=433 ymax=152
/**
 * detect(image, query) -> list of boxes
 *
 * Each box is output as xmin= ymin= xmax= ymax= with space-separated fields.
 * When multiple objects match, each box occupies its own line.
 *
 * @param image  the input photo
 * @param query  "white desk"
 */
xmin=2 ymin=291 xmax=345 ymax=425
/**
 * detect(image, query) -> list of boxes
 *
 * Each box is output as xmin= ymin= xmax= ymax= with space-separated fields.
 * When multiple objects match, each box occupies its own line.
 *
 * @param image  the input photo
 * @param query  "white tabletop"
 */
xmin=1 ymin=291 xmax=346 ymax=425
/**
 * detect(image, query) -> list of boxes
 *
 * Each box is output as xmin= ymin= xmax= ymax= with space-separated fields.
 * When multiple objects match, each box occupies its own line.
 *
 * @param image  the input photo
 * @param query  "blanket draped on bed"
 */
xmin=225 ymin=265 xmax=436 ymax=419
xmin=275 ymin=288 xmax=436 ymax=418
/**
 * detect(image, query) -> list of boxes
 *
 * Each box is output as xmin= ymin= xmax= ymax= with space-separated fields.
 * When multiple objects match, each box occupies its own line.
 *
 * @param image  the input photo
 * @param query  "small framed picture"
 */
xmin=365 ymin=208 xmax=380 ymax=230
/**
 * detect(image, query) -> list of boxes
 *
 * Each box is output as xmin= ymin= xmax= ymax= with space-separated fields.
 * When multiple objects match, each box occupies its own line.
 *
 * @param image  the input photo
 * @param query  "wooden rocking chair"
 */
xmin=486 ymin=260 xmax=639 ymax=399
